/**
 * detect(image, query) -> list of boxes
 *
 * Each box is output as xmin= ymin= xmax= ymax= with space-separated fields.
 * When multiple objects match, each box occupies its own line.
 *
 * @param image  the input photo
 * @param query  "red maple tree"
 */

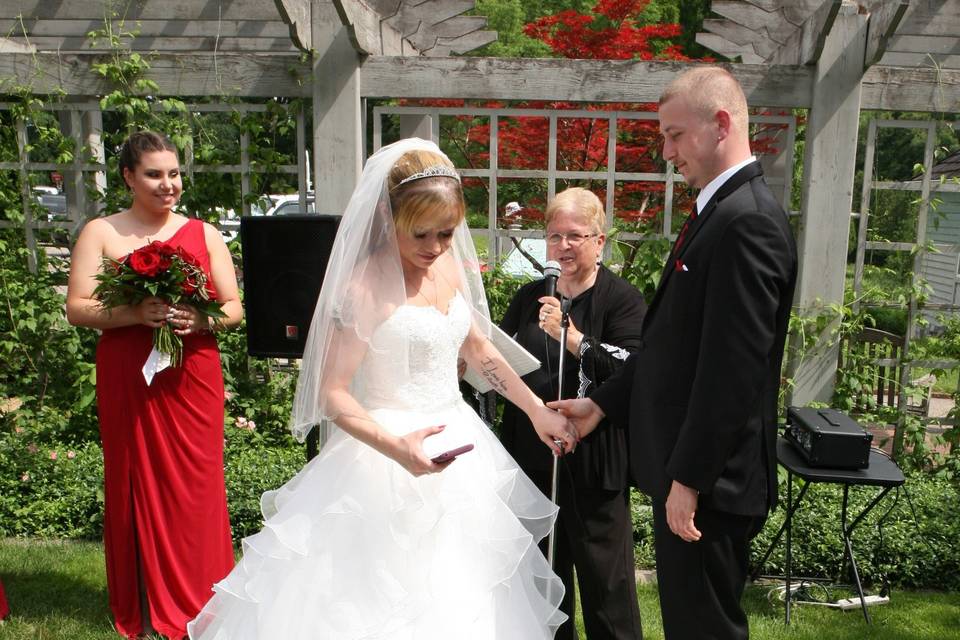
xmin=404 ymin=0 xmax=784 ymax=234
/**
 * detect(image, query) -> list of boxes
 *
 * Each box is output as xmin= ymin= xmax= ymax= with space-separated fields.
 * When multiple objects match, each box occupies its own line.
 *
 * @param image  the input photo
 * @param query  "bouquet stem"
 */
xmin=153 ymin=325 xmax=184 ymax=367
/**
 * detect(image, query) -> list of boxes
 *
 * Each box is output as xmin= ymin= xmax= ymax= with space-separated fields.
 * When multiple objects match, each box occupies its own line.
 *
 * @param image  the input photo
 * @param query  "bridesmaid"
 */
xmin=66 ymin=131 xmax=243 ymax=639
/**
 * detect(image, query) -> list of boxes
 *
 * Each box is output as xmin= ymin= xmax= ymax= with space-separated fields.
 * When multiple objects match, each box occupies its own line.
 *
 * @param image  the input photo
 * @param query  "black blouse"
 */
xmin=499 ymin=265 xmax=647 ymax=490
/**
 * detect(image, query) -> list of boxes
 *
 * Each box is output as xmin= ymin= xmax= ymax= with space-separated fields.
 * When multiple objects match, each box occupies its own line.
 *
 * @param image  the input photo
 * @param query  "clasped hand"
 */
xmin=136 ymin=297 xmax=206 ymax=335
xmin=530 ymin=404 xmax=579 ymax=455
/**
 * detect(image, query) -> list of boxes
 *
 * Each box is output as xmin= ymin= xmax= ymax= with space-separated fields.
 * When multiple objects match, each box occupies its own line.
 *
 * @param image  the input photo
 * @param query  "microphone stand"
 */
xmin=547 ymin=297 xmax=572 ymax=573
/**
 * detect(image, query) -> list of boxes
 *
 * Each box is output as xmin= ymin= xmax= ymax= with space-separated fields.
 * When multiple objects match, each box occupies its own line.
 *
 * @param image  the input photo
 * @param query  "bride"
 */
xmin=188 ymin=138 xmax=577 ymax=639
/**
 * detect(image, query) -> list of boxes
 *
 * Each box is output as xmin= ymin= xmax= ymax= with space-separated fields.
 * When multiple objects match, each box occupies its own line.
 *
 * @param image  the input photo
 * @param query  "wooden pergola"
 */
xmin=2 ymin=0 xmax=959 ymax=406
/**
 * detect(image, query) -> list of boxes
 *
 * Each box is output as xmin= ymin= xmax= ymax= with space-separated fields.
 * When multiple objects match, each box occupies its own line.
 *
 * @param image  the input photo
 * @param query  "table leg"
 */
xmin=841 ymin=485 xmax=871 ymax=624
xmin=751 ymin=482 xmax=810 ymax=582
xmin=785 ymin=470 xmax=793 ymax=624
xmin=842 ymin=486 xmax=894 ymax=625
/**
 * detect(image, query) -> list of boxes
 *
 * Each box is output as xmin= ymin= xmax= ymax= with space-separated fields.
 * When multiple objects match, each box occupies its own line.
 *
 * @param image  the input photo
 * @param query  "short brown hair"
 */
xmin=544 ymin=187 xmax=605 ymax=234
xmin=387 ymin=149 xmax=465 ymax=234
xmin=660 ymin=66 xmax=748 ymax=132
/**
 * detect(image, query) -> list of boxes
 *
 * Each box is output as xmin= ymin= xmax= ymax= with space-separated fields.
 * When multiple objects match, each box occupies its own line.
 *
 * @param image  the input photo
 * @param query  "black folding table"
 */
xmin=753 ymin=437 xmax=905 ymax=624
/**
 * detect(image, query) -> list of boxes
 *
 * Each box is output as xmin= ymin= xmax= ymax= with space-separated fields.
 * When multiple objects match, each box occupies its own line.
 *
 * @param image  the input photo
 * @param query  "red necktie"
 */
xmin=673 ymin=207 xmax=698 ymax=254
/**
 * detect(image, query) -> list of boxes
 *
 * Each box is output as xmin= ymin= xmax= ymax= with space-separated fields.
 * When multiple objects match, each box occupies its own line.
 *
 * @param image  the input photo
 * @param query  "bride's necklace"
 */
xmin=409 ymin=271 xmax=437 ymax=307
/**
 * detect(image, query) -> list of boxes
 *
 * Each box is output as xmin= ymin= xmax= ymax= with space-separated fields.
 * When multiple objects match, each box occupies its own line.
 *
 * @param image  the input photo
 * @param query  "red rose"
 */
xmin=181 ymin=276 xmax=199 ymax=296
xmin=153 ymin=241 xmax=176 ymax=271
xmin=128 ymin=244 xmax=162 ymax=277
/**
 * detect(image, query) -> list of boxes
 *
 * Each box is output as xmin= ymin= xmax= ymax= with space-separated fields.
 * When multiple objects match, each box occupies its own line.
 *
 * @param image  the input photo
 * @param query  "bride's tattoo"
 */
xmin=479 ymin=356 xmax=508 ymax=394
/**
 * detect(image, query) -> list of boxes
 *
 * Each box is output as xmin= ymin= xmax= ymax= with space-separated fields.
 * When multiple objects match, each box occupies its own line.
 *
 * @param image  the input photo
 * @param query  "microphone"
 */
xmin=543 ymin=260 xmax=561 ymax=299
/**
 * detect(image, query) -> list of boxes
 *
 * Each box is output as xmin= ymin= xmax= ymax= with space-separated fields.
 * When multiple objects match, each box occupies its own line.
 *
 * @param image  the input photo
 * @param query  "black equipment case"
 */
xmin=785 ymin=407 xmax=873 ymax=470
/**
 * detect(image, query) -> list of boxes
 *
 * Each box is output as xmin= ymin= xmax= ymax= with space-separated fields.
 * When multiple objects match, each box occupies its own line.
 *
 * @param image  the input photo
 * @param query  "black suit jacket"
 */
xmin=592 ymin=162 xmax=797 ymax=516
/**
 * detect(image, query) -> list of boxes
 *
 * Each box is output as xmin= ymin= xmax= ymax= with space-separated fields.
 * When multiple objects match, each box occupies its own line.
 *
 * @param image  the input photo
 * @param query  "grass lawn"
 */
xmin=1 ymin=538 xmax=958 ymax=639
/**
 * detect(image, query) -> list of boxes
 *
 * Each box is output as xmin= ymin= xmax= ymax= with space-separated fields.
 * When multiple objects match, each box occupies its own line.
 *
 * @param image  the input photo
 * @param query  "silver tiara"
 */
xmin=396 ymin=164 xmax=461 ymax=188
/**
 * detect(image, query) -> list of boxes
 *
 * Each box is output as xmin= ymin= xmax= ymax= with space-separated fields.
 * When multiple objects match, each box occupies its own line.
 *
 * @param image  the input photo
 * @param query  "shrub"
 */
xmin=630 ymin=471 xmax=960 ymax=591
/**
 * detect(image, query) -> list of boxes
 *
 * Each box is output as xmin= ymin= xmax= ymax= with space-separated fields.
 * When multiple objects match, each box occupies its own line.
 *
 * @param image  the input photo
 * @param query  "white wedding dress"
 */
xmin=188 ymin=292 xmax=566 ymax=639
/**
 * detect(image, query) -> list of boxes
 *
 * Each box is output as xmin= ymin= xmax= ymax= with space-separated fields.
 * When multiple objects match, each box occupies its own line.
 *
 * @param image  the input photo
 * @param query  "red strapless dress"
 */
xmin=0 ymin=577 xmax=9 ymax=619
xmin=96 ymin=219 xmax=233 ymax=639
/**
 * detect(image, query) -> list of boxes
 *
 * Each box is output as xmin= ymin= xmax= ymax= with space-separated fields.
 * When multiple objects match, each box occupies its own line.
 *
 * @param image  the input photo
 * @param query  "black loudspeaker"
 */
xmin=240 ymin=214 xmax=340 ymax=358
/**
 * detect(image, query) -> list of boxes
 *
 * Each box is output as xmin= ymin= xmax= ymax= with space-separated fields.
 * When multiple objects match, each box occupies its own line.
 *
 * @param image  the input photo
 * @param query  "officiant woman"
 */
xmin=66 ymin=130 xmax=243 ymax=640
xmin=498 ymin=187 xmax=647 ymax=640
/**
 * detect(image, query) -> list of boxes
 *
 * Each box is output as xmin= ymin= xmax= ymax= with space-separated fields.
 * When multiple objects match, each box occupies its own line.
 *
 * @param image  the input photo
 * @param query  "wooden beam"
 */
xmin=879 ymin=51 xmax=960 ymax=69
xmin=0 ymin=52 xmax=310 ymax=97
xmin=8 ymin=0 xmax=285 ymax=21
xmin=768 ymin=0 xmax=840 ymax=66
xmin=359 ymin=56 xmax=815 ymax=107
xmin=789 ymin=1 xmax=869 ymax=405
xmin=406 ymin=15 xmax=487 ymax=51
xmin=0 ymin=18 xmax=295 ymax=38
xmin=862 ymin=64 xmax=960 ymax=111
xmin=1 ymin=49 xmax=957 ymax=111
xmin=425 ymin=30 xmax=496 ymax=56
xmin=313 ymin=0 xmax=362 ymax=214
xmin=863 ymin=0 xmax=909 ymax=68
xmin=333 ymin=0 xmax=390 ymax=55
xmin=275 ymin=0 xmax=312 ymax=50
xmin=887 ymin=33 xmax=960 ymax=54
xmin=5 ymin=35 xmax=300 ymax=52
xmin=892 ymin=0 xmax=960 ymax=36
xmin=694 ymin=33 xmax=765 ymax=63
xmin=701 ymin=18 xmax=780 ymax=58
xmin=385 ymin=0 xmax=476 ymax=36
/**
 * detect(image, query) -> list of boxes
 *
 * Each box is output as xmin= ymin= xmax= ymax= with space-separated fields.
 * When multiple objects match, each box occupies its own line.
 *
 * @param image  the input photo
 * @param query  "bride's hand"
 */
xmin=392 ymin=424 xmax=451 ymax=477
xmin=529 ymin=404 xmax=578 ymax=455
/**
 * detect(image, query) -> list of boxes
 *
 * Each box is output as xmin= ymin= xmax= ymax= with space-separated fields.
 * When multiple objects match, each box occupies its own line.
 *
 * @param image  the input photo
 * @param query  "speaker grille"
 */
xmin=240 ymin=214 xmax=340 ymax=358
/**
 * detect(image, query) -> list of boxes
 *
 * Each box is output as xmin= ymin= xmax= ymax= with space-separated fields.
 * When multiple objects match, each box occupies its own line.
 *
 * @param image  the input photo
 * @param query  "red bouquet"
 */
xmin=93 ymin=240 xmax=225 ymax=367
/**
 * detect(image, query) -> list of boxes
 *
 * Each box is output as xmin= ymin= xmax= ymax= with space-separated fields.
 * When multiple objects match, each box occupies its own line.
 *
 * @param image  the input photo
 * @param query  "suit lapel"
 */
xmin=643 ymin=162 xmax=764 ymax=329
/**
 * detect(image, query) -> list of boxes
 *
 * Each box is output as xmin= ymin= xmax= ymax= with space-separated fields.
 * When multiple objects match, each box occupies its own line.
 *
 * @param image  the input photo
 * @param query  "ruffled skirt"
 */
xmin=187 ymin=400 xmax=566 ymax=639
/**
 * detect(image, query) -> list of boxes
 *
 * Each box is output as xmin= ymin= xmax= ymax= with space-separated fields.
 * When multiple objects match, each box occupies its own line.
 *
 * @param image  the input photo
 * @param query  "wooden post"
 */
xmin=311 ymin=0 xmax=363 ymax=216
xmin=398 ymin=114 xmax=434 ymax=141
xmin=788 ymin=1 xmax=869 ymax=405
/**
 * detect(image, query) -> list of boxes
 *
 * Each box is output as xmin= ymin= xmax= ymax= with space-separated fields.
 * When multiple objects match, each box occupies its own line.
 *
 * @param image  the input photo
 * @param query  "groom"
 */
xmin=551 ymin=66 xmax=797 ymax=639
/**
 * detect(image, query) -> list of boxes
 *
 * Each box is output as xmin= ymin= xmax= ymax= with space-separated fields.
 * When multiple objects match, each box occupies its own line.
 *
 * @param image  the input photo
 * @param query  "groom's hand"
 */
xmin=666 ymin=480 xmax=701 ymax=542
xmin=547 ymin=398 xmax=604 ymax=439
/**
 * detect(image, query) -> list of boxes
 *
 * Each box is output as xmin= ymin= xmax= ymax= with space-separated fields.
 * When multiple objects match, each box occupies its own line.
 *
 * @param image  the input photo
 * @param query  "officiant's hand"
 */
xmin=393 ymin=424 xmax=452 ymax=477
xmin=530 ymin=404 xmax=578 ymax=455
xmin=136 ymin=296 xmax=169 ymax=329
xmin=548 ymin=398 xmax=605 ymax=439
xmin=537 ymin=296 xmax=584 ymax=355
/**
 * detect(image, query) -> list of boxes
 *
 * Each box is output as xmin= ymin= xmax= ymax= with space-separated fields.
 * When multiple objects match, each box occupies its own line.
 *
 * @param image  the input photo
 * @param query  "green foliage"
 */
xmin=0 ymin=414 xmax=104 ymax=538
xmin=629 ymin=473 xmax=960 ymax=591
xmin=0 ymin=231 xmax=99 ymax=441
xmin=613 ymin=234 xmax=672 ymax=301
xmin=222 ymin=427 xmax=303 ymax=540
xmin=752 ymin=472 xmax=960 ymax=591
xmin=482 ymin=263 xmax=530 ymax=321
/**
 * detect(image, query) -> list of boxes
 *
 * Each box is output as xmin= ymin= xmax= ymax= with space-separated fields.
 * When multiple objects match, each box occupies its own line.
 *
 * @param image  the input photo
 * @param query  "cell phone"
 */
xmin=430 ymin=443 xmax=475 ymax=464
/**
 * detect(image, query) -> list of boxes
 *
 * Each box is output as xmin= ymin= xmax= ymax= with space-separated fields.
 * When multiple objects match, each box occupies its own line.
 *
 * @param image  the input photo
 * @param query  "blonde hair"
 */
xmin=544 ymin=187 xmax=605 ymax=233
xmin=660 ymin=66 xmax=748 ymax=133
xmin=387 ymin=149 xmax=465 ymax=234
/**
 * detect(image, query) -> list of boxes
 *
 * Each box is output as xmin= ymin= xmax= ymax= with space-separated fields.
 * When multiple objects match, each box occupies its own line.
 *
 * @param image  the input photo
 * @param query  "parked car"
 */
xmin=259 ymin=192 xmax=316 ymax=216
xmin=217 ymin=193 xmax=316 ymax=242
xmin=32 ymin=186 xmax=67 ymax=222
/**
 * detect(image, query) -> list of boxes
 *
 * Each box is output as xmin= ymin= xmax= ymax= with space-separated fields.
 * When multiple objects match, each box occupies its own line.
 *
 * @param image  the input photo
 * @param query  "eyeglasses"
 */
xmin=546 ymin=232 xmax=598 ymax=247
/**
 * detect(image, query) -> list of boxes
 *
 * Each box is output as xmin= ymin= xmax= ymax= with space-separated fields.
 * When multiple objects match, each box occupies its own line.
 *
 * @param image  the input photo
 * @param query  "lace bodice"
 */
xmin=357 ymin=292 xmax=471 ymax=412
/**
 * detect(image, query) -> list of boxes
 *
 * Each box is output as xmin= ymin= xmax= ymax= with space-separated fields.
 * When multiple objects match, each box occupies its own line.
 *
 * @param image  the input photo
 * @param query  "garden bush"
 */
xmin=631 ymin=469 xmax=960 ymax=591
